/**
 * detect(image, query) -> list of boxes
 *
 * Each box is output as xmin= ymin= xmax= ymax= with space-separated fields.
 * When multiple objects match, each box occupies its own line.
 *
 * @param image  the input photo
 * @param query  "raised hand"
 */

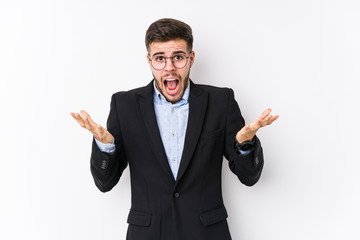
xmin=70 ymin=110 xmax=114 ymax=144
xmin=236 ymin=108 xmax=278 ymax=143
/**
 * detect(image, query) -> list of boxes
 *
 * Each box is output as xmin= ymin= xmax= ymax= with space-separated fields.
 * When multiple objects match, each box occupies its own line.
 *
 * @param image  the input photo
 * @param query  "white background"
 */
xmin=1 ymin=0 xmax=359 ymax=239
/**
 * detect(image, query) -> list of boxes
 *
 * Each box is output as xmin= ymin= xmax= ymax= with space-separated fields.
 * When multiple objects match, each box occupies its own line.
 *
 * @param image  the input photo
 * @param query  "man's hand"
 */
xmin=70 ymin=110 xmax=114 ymax=144
xmin=236 ymin=108 xmax=279 ymax=143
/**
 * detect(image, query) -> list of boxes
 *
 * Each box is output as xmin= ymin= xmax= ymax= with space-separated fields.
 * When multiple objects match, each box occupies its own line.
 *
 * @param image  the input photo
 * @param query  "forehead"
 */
xmin=149 ymin=39 xmax=188 ymax=55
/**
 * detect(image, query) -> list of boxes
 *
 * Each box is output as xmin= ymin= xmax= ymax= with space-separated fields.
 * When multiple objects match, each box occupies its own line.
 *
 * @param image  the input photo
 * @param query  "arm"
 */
xmin=71 ymin=94 xmax=128 ymax=192
xmin=224 ymin=89 xmax=278 ymax=186
xmin=90 ymin=94 xmax=128 ymax=192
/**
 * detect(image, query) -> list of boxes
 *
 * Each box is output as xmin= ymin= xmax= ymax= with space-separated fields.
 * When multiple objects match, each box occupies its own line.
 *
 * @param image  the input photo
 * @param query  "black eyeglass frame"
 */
xmin=148 ymin=52 xmax=192 ymax=71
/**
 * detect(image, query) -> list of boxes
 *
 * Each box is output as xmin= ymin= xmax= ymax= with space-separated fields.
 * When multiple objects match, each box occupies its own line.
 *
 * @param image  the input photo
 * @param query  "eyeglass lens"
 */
xmin=151 ymin=53 xmax=189 ymax=70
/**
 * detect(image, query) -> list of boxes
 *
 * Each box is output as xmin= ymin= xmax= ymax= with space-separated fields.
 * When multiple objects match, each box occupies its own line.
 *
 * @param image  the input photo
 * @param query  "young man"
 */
xmin=71 ymin=18 xmax=278 ymax=240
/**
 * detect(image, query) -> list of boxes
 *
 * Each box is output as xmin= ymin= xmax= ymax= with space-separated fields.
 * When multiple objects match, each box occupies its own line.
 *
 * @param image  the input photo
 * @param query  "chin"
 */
xmin=165 ymin=94 xmax=182 ymax=104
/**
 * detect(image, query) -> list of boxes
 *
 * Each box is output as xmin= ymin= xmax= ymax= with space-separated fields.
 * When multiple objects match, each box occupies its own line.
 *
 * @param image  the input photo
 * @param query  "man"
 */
xmin=71 ymin=18 xmax=278 ymax=240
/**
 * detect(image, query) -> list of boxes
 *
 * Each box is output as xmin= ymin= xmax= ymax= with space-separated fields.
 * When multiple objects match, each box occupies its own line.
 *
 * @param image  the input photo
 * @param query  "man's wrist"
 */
xmin=234 ymin=137 xmax=255 ymax=153
xmin=95 ymin=137 xmax=116 ymax=153
xmin=235 ymin=135 xmax=254 ymax=144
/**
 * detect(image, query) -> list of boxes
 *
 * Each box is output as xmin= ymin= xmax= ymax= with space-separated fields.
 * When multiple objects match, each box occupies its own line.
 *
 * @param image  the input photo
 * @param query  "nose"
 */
xmin=164 ymin=58 xmax=176 ymax=71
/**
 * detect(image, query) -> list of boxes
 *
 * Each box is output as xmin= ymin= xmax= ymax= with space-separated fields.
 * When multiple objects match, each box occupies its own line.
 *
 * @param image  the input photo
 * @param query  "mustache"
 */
xmin=162 ymin=73 xmax=181 ymax=80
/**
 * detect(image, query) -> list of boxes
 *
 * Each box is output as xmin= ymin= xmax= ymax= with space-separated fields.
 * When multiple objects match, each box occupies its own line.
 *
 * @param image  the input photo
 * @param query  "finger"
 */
xmin=261 ymin=115 xmax=273 ymax=127
xmin=80 ymin=110 xmax=97 ymax=129
xmin=71 ymin=112 xmax=86 ymax=128
xmin=250 ymin=119 xmax=262 ymax=130
xmin=267 ymin=115 xmax=279 ymax=125
xmin=74 ymin=111 xmax=94 ymax=130
xmin=80 ymin=110 xmax=92 ymax=122
xmin=265 ymin=114 xmax=272 ymax=121
xmin=261 ymin=115 xmax=279 ymax=127
xmin=71 ymin=112 xmax=83 ymax=123
xmin=70 ymin=112 xmax=80 ymax=119
xmin=70 ymin=112 xmax=77 ymax=120
xmin=259 ymin=108 xmax=272 ymax=120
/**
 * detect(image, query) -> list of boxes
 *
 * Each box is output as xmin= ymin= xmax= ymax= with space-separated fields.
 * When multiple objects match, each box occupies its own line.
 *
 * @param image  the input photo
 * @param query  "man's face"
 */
xmin=147 ymin=39 xmax=195 ymax=104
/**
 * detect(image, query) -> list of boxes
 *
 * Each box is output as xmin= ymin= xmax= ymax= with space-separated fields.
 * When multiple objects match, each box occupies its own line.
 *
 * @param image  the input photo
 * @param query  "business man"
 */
xmin=71 ymin=18 xmax=278 ymax=240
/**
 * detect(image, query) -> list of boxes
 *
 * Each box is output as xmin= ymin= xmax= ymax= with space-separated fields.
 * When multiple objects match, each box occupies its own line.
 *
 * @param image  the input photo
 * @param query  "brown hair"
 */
xmin=145 ymin=18 xmax=193 ymax=53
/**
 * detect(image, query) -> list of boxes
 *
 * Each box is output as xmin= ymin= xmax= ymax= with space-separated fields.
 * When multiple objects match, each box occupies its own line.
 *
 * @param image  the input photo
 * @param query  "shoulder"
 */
xmin=195 ymin=83 xmax=231 ymax=93
xmin=111 ymin=81 xmax=153 ymax=101
xmin=192 ymin=82 xmax=234 ymax=100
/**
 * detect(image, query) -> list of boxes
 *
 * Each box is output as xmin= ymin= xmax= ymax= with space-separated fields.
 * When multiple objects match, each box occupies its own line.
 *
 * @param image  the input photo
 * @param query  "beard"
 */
xmin=153 ymin=70 xmax=190 ymax=104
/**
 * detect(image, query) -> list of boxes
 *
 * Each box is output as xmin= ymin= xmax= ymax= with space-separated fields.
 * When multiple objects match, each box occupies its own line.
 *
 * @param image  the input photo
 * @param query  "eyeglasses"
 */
xmin=149 ymin=52 xmax=191 ymax=70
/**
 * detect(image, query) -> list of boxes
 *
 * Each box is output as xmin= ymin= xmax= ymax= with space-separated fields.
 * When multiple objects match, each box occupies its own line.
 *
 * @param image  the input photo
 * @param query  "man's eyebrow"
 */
xmin=152 ymin=52 xmax=165 ymax=56
xmin=173 ymin=51 xmax=187 ymax=54
xmin=152 ymin=50 xmax=187 ymax=57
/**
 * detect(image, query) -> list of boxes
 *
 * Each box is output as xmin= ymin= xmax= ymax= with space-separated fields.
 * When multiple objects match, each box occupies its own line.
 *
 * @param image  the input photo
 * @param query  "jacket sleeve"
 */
xmin=224 ymin=88 xmax=264 ymax=186
xmin=90 ymin=93 xmax=128 ymax=192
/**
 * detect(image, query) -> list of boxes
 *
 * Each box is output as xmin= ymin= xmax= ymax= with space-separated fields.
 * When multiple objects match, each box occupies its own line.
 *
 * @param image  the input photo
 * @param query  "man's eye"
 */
xmin=155 ymin=56 xmax=164 ymax=61
xmin=174 ymin=55 xmax=183 ymax=61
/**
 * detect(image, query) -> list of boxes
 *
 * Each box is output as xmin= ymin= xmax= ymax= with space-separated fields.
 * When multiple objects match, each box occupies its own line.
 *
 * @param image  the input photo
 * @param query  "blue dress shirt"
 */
xmin=152 ymin=81 xmax=189 ymax=179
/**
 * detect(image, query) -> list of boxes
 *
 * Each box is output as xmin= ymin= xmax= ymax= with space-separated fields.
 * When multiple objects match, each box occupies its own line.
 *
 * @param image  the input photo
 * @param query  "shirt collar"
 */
xmin=153 ymin=79 xmax=190 ymax=105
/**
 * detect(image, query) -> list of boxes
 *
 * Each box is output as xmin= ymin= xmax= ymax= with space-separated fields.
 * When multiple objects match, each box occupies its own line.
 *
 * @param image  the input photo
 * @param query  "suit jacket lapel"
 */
xmin=136 ymin=81 xmax=175 ymax=183
xmin=176 ymin=81 xmax=208 ymax=183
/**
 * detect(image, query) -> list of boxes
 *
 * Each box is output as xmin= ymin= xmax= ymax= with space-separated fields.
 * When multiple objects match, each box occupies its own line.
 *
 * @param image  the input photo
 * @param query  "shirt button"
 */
xmin=171 ymin=108 xmax=174 ymax=112
xmin=174 ymin=192 xmax=180 ymax=198
xmin=172 ymin=158 xmax=176 ymax=163
xmin=172 ymin=133 xmax=175 ymax=137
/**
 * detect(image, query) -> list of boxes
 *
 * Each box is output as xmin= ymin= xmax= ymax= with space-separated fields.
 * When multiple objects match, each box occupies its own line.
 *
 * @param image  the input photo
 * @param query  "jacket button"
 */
xmin=255 ymin=157 xmax=259 ymax=166
xmin=101 ymin=160 xmax=107 ymax=169
xmin=174 ymin=192 xmax=180 ymax=198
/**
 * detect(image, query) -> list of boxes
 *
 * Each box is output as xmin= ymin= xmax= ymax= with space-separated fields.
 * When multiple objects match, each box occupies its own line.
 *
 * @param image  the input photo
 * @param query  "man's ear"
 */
xmin=190 ymin=51 xmax=195 ymax=68
xmin=147 ymin=54 xmax=151 ymax=65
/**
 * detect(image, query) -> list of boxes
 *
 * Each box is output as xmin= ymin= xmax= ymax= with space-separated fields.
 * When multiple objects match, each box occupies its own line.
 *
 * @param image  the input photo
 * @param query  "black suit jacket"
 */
xmin=90 ymin=80 xmax=264 ymax=240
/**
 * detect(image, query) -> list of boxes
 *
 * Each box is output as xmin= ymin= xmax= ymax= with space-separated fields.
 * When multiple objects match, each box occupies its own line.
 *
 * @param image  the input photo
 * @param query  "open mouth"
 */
xmin=164 ymin=79 xmax=180 ymax=95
